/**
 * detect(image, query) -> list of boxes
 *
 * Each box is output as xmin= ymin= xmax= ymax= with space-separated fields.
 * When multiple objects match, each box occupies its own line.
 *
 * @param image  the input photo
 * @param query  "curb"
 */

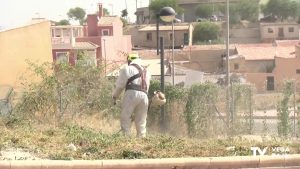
xmin=0 ymin=155 xmax=300 ymax=169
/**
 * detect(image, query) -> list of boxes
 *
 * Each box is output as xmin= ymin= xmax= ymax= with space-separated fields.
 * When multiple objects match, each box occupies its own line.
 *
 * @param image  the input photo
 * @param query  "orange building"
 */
xmin=0 ymin=21 xmax=52 ymax=87
xmin=230 ymin=40 xmax=300 ymax=92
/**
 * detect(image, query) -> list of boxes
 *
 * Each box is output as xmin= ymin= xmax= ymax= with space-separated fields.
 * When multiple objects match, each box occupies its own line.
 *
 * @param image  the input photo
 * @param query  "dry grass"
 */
xmin=253 ymin=92 xmax=300 ymax=110
xmin=0 ymin=113 xmax=299 ymax=160
xmin=253 ymin=93 xmax=283 ymax=110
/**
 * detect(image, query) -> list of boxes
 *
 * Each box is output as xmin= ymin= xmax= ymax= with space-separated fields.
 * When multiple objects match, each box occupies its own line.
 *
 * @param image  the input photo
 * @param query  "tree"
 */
xmin=216 ymin=0 xmax=259 ymax=23
xmin=193 ymin=22 xmax=220 ymax=42
xmin=121 ymin=9 xmax=128 ymax=18
xmin=236 ymin=0 xmax=259 ymax=22
xmin=104 ymin=8 xmax=110 ymax=16
xmin=195 ymin=4 xmax=213 ymax=19
xmin=262 ymin=0 xmax=299 ymax=21
xmin=120 ymin=17 xmax=128 ymax=27
xmin=67 ymin=7 xmax=86 ymax=25
xmin=55 ymin=19 xmax=70 ymax=25
xmin=218 ymin=4 xmax=240 ymax=24
xmin=149 ymin=0 xmax=183 ymax=15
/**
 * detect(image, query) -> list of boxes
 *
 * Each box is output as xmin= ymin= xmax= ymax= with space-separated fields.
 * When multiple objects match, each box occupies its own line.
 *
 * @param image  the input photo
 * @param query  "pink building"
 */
xmin=51 ymin=4 xmax=131 ymax=72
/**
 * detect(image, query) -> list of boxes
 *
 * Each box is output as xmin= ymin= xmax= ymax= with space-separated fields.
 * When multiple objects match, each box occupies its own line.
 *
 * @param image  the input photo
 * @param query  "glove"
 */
xmin=112 ymin=96 xmax=117 ymax=105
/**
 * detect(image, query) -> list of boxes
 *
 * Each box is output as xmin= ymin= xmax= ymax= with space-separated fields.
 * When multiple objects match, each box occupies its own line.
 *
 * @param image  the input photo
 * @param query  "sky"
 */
xmin=0 ymin=0 xmax=150 ymax=30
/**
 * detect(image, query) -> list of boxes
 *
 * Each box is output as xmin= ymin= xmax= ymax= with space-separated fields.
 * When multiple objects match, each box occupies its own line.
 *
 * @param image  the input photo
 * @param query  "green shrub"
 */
xmin=14 ymin=61 xmax=115 ymax=122
xmin=184 ymin=82 xmax=219 ymax=138
xmin=277 ymin=81 xmax=294 ymax=137
xmin=193 ymin=22 xmax=220 ymax=42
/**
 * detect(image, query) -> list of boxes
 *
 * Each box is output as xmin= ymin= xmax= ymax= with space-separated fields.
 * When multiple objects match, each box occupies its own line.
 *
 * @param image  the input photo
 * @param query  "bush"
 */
xmin=184 ymin=82 xmax=219 ymax=138
xmin=14 ymin=61 xmax=116 ymax=122
xmin=193 ymin=22 xmax=220 ymax=43
xmin=147 ymin=80 xmax=188 ymax=134
xmin=277 ymin=81 xmax=294 ymax=137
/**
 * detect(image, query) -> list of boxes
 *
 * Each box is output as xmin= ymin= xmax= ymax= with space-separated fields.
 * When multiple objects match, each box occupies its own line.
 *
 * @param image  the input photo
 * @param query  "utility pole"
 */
xmin=225 ymin=0 xmax=231 ymax=131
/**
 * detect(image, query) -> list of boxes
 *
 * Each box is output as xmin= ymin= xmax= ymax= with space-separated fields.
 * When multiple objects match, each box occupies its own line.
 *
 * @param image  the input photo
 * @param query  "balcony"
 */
xmin=51 ymin=37 xmax=71 ymax=45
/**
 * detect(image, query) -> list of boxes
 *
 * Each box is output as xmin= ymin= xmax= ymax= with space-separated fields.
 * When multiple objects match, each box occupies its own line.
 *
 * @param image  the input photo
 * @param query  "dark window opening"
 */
xmin=268 ymin=28 xmax=273 ymax=33
xmin=169 ymin=33 xmax=173 ymax=41
xmin=234 ymin=63 xmax=239 ymax=70
xmin=102 ymin=30 xmax=109 ymax=36
xmin=184 ymin=33 xmax=189 ymax=45
xmin=266 ymin=76 xmax=274 ymax=91
xmin=146 ymin=32 xmax=152 ymax=41
xmin=289 ymin=27 xmax=294 ymax=33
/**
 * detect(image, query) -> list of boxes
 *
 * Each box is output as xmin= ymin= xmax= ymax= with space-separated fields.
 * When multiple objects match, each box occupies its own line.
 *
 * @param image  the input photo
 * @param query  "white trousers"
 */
xmin=121 ymin=90 xmax=148 ymax=137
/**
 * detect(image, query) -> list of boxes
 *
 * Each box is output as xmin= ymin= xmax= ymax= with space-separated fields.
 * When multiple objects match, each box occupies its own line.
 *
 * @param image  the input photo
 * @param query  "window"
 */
xmin=234 ymin=63 xmax=239 ymax=70
xmin=51 ymin=29 xmax=55 ymax=37
xmin=55 ymin=52 xmax=69 ymax=64
xmin=184 ymin=33 xmax=189 ymax=45
xmin=102 ymin=29 xmax=109 ymax=36
xmin=146 ymin=32 xmax=152 ymax=41
xmin=73 ymin=28 xmax=79 ymax=37
xmin=55 ymin=29 xmax=61 ymax=37
xmin=169 ymin=33 xmax=173 ymax=41
xmin=296 ymin=69 xmax=300 ymax=74
xmin=62 ymin=28 xmax=70 ymax=37
xmin=268 ymin=28 xmax=273 ymax=33
xmin=288 ymin=27 xmax=294 ymax=33
xmin=266 ymin=76 xmax=274 ymax=91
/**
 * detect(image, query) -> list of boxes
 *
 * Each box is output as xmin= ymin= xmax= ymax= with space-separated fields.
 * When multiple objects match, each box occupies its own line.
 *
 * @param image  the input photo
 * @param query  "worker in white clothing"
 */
xmin=112 ymin=53 xmax=151 ymax=137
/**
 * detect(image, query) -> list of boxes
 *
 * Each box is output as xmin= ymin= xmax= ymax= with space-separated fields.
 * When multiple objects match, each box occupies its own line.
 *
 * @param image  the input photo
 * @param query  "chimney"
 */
xmin=87 ymin=14 xmax=98 ymax=36
xmin=98 ymin=3 xmax=103 ymax=18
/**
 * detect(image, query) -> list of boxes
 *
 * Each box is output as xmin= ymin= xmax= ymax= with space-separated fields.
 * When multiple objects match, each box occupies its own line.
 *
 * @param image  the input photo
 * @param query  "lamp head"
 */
xmin=159 ymin=7 xmax=176 ymax=23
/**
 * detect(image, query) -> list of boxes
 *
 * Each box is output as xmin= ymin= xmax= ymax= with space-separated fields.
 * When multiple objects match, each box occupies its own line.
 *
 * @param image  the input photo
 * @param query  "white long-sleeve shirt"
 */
xmin=112 ymin=59 xmax=151 ymax=98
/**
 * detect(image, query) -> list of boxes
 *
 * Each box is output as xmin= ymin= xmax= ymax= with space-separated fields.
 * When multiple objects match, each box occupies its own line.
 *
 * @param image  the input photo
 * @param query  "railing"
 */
xmin=51 ymin=37 xmax=71 ymax=44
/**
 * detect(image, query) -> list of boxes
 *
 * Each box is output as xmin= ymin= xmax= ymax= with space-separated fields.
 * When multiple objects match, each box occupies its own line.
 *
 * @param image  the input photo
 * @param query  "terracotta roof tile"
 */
xmin=183 ymin=44 xmax=236 ymax=50
xmin=98 ymin=16 xmax=119 ymax=26
xmin=235 ymin=41 xmax=299 ymax=60
xmin=52 ymin=42 xmax=98 ymax=50
xmin=139 ymin=25 xmax=190 ymax=31
xmin=73 ymin=42 xmax=98 ymax=49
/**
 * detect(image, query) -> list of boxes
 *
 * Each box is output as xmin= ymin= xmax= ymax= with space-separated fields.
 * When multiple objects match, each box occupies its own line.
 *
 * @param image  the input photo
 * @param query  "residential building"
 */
xmin=135 ymin=7 xmax=151 ymax=25
xmin=0 ymin=21 xmax=52 ymax=86
xmin=52 ymin=40 xmax=98 ymax=66
xmin=136 ymin=44 xmax=236 ymax=73
xmin=51 ymin=3 xmax=132 ymax=71
xmin=229 ymin=40 xmax=300 ymax=92
xmin=260 ymin=22 xmax=299 ymax=42
xmin=136 ymin=23 xmax=193 ymax=48
xmin=51 ymin=25 xmax=84 ymax=39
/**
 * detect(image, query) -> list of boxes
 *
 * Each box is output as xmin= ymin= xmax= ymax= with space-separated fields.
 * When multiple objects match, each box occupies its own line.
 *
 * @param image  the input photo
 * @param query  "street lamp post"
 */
xmin=159 ymin=7 xmax=176 ymax=86
xmin=103 ymin=39 xmax=107 ymax=75
xmin=156 ymin=6 xmax=176 ymax=132
xmin=172 ymin=20 xmax=175 ymax=86
xmin=225 ymin=0 xmax=231 ymax=131
xmin=171 ymin=18 xmax=181 ymax=86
